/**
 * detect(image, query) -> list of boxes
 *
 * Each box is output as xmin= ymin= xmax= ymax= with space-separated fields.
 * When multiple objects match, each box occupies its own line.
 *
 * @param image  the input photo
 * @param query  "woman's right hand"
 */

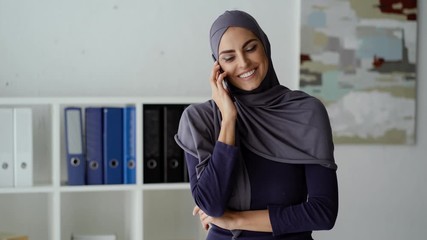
xmin=210 ymin=61 xmax=237 ymax=122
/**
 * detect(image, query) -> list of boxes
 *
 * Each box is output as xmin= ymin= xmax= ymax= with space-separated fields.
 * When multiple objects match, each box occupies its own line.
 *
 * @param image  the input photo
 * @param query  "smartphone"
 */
xmin=211 ymin=54 xmax=235 ymax=101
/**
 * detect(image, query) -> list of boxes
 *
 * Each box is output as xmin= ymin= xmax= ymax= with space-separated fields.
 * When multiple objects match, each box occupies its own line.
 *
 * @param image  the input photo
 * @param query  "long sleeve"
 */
xmin=185 ymin=141 xmax=239 ymax=217
xmin=268 ymin=164 xmax=339 ymax=236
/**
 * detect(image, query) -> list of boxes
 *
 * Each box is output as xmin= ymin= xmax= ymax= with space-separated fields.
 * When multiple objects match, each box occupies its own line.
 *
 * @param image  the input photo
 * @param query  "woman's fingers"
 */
xmin=203 ymin=223 xmax=210 ymax=231
xmin=211 ymin=62 xmax=229 ymax=92
xmin=194 ymin=206 xmax=209 ymax=221
xmin=210 ymin=62 xmax=221 ymax=88
xmin=193 ymin=205 xmax=212 ymax=231
xmin=209 ymin=62 xmax=236 ymax=120
xmin=193 ymin=205 xmax=200 ymax=216
xmin=211 ymin=64 xmax=231 ymax=102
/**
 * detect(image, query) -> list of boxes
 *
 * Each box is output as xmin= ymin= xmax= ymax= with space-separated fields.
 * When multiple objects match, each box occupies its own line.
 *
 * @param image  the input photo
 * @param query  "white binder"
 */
xmin=14 ymin=108 xmax=33 ymax=187
xmin=0 ymin=108 xmax=14 ymax=187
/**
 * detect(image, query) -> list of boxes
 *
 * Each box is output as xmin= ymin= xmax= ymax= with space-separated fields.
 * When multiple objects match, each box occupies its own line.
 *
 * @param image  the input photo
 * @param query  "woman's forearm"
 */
xmin=212 ymin=209 xmax=273 ymax=232
xmin=234 ymin=210 xmax=272 ymax=232
xmin=218 ymin=118 xmax=236 ymax=145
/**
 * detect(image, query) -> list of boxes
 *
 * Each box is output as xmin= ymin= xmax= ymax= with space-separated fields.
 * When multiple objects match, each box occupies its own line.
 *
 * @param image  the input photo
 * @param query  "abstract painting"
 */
xmin=300 ymin=0 xmax=417 ymax=144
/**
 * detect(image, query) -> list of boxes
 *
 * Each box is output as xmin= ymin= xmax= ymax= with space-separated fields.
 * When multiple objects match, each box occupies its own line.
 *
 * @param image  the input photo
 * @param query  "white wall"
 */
xmin=0 ymin=0 xmax=299 ymax=97
xmin=1 ymin=0 xmax=426 ymax=239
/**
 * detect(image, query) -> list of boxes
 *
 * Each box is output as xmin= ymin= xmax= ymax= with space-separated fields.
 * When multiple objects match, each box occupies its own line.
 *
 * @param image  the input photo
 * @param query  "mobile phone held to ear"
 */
xmin=211 ymin=54 xmax=235 ymax=102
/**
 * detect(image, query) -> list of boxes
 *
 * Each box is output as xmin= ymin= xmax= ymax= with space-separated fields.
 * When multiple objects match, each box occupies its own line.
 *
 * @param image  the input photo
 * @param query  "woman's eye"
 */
xmin=246 ymin=44 xmax=257 ymax=52
xmin=222 ymin=56 xmax=234 ymax=62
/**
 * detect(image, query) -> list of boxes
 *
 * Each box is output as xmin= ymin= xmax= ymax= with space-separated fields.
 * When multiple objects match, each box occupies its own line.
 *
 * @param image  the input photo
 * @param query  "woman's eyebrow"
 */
xmin=219 ymin=38 xmax=258 ymax=56
xmin=242 ymin=38 xmax=258 ymax=48
xmin=219 ymin=49 xmax=235 ymax=56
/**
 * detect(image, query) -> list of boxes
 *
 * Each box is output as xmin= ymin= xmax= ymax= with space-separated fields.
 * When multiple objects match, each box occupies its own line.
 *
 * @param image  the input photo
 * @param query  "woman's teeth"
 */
xmin=239 ymin=69 xmax=255 ymax=78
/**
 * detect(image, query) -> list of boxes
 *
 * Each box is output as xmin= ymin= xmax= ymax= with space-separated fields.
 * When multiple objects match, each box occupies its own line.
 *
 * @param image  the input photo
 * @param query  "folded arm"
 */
xmin=185 ymin=141 xmax=239 ymax=217
xmin=194 ymin=164 xmax=338 ymax=236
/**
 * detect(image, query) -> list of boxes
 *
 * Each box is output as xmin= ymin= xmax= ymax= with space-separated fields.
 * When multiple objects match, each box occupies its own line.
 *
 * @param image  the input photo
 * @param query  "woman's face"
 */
xmin=218 ymin=27 xmax=268 ymax=91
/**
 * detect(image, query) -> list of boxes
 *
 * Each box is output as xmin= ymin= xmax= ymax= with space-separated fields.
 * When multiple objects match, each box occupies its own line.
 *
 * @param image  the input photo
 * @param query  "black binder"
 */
xmin=143 ymin=105 xmax=164 ymax=183
xmin=164 ymin=105 xmax=186 ymax=183
xmin=143 ymin=104 xmax=188 ymax=183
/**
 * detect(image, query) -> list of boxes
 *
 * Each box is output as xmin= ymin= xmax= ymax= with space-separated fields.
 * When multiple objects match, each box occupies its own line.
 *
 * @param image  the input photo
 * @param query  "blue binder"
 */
xmin=85 ymin=107 xmax=104 ymax=185
xmin=123 ymin=106 xmax=136 ymax=184
xmin=103 ymin=107 xmax=123 ymax=184
xmin=64 ymin=107 xmax=86 ymax=185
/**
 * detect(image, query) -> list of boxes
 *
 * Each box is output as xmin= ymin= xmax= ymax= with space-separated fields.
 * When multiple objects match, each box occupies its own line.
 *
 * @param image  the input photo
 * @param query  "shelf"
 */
xmin=0 ymin=185 xmax=53 ymax=194
xmin=57 ymin=183 xmax=191 ymax=192
xmin=59 ymin=184 xmax=140 ymax=193
xmin=0 ymin=183 xmax=191 ymax=193
xmin=0 ymin=97 xmax=205 ymax=240
xmin=142 ymin=182 xmax=190 ymax=191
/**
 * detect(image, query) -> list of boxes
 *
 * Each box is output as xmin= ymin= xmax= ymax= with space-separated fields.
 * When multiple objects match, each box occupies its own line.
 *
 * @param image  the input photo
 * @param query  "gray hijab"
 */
xmin=175 ymin=10 xmax=336 ymax=238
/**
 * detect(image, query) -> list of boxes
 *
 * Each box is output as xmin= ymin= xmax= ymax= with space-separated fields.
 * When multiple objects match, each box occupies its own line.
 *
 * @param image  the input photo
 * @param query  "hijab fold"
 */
xmin=175 ymin=10 xmax=336 ymax=239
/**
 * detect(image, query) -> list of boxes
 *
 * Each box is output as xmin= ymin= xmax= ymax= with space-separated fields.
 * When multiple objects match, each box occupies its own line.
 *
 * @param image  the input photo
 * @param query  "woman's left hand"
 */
xmin=193 ymin=205 xmax=235 ymax=231
xmin=193 ymin=205 xmax=212 ymax=230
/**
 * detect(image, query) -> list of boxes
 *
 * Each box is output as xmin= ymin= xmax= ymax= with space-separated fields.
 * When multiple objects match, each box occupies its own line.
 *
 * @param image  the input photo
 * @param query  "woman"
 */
xmin=175 ymin=10 xmax=338 ymax=240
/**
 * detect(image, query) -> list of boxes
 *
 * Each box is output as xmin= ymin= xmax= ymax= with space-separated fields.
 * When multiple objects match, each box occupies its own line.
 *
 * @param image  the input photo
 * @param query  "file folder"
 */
xmin=13 ymin=108 xmax=33 ymax=187
xmin=103 ymin=107 xmax=123 ymax=184
xmin=85 ymin=107 xmax=104 ymax=185
xmin=123 ymin=106 xmax=136 ymax=184
xmin=164 ymin=105 xmax=186 ymax=183
xmin=143 ymin=105 xmax=163 ymax=183
xmin=0 ymin=109 xmax=14 ymax=187
xmin=64 ymin=107 xmax=86 ymax=185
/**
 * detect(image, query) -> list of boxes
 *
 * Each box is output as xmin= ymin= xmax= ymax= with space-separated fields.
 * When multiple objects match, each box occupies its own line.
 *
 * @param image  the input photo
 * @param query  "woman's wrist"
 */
xmin=218 ymin=118 xmax=236 ymax=145
xmin=230 ymin=211 xmax=242 ymax=230
xmin=221 ymin=116 xmax=236 ymax=126
xmin=221 ymin=109 xmax=237 ymax=122
xmin=228 ymin=210 xmax=273 ymax=232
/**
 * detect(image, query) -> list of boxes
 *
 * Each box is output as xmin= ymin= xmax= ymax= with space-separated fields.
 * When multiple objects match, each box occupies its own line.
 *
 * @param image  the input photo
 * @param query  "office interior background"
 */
xmin=1 ymin=0 xmax=426 ymax=239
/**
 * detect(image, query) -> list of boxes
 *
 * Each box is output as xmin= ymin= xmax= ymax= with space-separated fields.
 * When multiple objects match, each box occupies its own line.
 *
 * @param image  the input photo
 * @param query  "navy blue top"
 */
xmin=186 ymin=141 xmax=338 ymax=240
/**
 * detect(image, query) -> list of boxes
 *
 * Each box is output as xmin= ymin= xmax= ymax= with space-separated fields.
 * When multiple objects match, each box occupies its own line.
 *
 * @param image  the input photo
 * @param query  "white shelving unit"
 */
xmin=0 ymin=97 xmax=208 ymax=240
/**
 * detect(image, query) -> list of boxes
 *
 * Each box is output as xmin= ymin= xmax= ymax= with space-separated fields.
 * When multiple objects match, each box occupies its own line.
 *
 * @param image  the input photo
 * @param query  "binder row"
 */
xmin=64 ymin=106 xmax=136 ymax=185
xmin=0 ymin=108 xmax=33 ymax=188
xmin=143 ymin=104 xmax=188 ymax=183
xmin=64 ymin=104 xmax=188 ymax=185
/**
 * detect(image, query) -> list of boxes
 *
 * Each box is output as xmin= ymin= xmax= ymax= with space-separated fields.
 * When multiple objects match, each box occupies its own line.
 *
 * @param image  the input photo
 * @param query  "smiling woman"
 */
xmin=175 ymin=10 xmax=338 ymax=240
xmin=217 ymin=27 xmax=269 ymax=91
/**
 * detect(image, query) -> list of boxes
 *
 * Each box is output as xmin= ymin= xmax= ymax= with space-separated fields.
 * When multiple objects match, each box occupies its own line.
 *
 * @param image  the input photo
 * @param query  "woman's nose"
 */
xmin=237 ymin=53 xmax=250 ymax=68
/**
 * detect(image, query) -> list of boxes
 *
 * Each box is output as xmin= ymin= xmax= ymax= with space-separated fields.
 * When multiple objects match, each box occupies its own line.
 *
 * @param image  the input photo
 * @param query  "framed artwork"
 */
xmin=300 ymin=0 xmax=417 ymax=144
